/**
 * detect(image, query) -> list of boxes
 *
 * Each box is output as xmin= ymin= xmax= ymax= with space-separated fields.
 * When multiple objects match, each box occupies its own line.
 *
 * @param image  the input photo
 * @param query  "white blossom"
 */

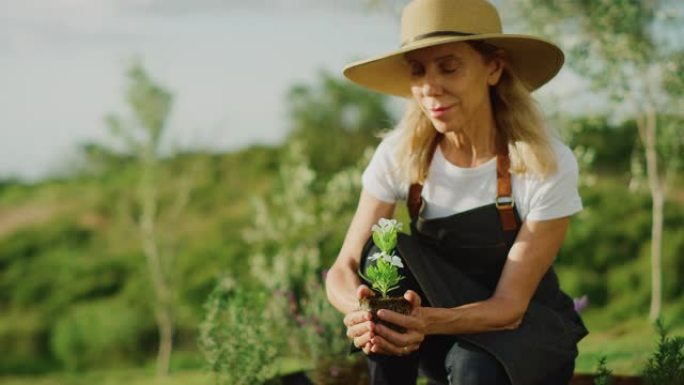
xmin=390 ymin=255 xmax=404 ymax=268
xmin=368 ymin=251 xmax=404 ymax=268
xmin=368 ymin=251 xmax=390 ymax=262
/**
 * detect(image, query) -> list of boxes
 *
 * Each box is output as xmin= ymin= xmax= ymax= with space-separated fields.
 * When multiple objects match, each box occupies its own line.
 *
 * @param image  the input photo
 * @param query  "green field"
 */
xmin=2 ymin=308 xmax=681 ymax=385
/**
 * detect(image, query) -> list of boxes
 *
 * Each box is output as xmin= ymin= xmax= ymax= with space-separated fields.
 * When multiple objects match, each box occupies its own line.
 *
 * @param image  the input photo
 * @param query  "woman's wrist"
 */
xmin=422 ymin=306 xmax=460 ymax=335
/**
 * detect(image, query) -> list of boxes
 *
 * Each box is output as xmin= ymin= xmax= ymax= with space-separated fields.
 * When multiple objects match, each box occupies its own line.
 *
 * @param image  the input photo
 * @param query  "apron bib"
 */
xmin=356 ymin=136 xmax=588 ymax=385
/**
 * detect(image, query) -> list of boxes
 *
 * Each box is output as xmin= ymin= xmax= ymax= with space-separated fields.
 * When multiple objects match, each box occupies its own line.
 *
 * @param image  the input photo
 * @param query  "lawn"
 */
xmin=2 ymin=307 xmax=682 ymax=384
xmin=574 ymin=305 xmax=684 ymax=375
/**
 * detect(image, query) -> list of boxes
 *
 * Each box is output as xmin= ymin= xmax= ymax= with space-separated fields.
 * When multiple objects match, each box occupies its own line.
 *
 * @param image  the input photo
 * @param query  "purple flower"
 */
xmin=329 ymin=366 xmax=341 ymax=377
xmin=573 ymin=295 xmax=589 ymax=313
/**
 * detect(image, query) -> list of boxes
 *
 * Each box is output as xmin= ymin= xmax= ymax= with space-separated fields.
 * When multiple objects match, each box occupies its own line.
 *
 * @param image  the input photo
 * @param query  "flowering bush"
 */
xmin=199 ymin=282 xmax=283 ymax=385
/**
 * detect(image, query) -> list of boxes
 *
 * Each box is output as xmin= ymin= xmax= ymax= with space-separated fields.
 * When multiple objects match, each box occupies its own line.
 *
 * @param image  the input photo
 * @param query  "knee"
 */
xmin=444 ymin=342 xmax=510 ymax=385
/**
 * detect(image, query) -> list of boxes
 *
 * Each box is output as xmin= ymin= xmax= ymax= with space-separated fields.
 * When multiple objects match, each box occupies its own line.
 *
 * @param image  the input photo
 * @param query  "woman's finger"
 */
xmin=371 ymin=335 xmax=415 ymax=356
xmin=346 ymin=321 xmax=374 ymax=340
xmin=374 ymin=323 xmax=422 ymax=348
xmin=356 ymin=284 xmax=375 ymax=299
xmin=376 ymin=309 xmax=420 ymax=329
xmin=343 ymin=310 xmax=371 ymax=327
xmin=353 ymin=330 xmax=373 ymax=349
xmin=362 ymin=342 xmax=374 ymax=355
xmin=404 ymin=290 xmax=422 ymax=313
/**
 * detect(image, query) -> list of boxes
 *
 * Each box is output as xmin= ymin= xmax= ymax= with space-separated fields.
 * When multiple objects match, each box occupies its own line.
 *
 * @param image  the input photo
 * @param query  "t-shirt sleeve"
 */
xmin=526 ymin=143 xmax=583 ymax=221
xmin=361 ymin=138 xmax=405 ymax=203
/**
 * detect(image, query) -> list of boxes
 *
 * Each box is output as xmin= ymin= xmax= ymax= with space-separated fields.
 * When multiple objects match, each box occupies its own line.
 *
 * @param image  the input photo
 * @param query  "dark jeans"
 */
xmin=366 ymin=336 xmax=575 ymax=385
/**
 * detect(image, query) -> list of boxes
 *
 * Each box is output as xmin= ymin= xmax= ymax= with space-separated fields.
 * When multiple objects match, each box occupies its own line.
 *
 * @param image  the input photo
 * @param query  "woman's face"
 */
xmin=406 ymin=42 xmax=503 ymax=134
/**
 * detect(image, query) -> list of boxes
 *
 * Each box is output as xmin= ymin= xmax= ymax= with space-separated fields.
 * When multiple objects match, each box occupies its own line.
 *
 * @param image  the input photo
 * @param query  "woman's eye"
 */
xmin=408 ymin=62 xmax=424 ymax=76
xmin=440 ymin=62 xmax=459 ymax=73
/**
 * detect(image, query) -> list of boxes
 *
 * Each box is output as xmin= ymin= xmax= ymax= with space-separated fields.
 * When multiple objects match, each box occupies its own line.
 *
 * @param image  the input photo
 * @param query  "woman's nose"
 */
xmin=421 ymin=71 xmax=442 ymax=96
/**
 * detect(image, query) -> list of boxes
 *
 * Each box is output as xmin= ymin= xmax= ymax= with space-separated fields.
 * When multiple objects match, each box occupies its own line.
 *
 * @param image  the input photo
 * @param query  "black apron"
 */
xmin=355 ymin=139 xmax=588 ymax=385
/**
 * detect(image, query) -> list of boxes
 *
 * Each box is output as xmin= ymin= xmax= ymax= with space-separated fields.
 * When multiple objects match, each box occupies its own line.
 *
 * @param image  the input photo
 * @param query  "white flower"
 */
xmin=372 ymin=218 xmax=402 ymax=233
xmin=368 ymin=251 xmax=404 ymax=268
xmin=368 ymin=252 xmax=389 ymax=262
xmin=390 ymin=255 xmax=404 ymax=268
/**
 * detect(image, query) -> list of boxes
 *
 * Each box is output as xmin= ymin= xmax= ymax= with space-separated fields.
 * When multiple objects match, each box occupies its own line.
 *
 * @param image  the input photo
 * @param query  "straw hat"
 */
xmin=343 ymin=0 xmax=564 ymax=97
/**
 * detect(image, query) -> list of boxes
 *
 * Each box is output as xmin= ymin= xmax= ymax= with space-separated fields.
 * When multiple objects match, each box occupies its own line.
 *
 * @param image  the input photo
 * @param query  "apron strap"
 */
xmin=407 ymin=134 xmax=441 ymax=220
xmin=407 ymin=138 xmax=518 ymax=232
xmin=496 ymin=145 xmax=517 ymax=231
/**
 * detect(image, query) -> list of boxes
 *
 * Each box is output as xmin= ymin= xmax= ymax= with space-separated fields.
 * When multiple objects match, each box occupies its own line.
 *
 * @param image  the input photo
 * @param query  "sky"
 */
xmin=0 ymin=0 xmax=594 ymax=181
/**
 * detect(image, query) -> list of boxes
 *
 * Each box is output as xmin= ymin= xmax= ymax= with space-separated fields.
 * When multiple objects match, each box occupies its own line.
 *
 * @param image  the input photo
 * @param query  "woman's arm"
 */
xmin=326 ymin=189 xmax=396 ymax=314
xmin=325 ymin=189 xmax=396 ymax=354
xmin=372 ymin=216 xmax=571 ymax=352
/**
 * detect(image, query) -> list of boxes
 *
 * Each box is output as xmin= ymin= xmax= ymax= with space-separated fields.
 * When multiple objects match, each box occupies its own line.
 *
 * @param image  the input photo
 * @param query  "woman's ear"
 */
xmin=486 ymin=49 xmax=506 ymax=86
xmin=487 ymin=57 xmax=504 ymax=86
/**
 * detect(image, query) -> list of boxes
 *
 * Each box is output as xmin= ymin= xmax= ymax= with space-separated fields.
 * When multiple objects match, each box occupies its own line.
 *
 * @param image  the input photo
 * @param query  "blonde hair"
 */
xmin=390 ymin=42 xmax=558 ymax=185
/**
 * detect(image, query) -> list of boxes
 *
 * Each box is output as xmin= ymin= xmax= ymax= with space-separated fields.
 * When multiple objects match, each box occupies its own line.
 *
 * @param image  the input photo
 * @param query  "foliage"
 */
xmin=285 ymin=71 xmax=391 ymax=179
xmin=239 ymin=139 xmax=373 ymax=382
xmin=243 ymin=140 xmax=369 ymax=292
xmin=642 ymin=319 xmax=684 ymax=385
xmin=362 ymin=218 xmax=405 ymax=298
xmin=2 ymin=61 xmax=684 ymax=379
xmin=274 ymin=273 xmax=370 ymax=385
xmin=519 ymin=0 xmax=684 ymax=321
xmin=0 ymin=70 xmax=382 ymax=375
xmin=198 ymin=282 xmax=283 ymax=385
xmin=50 ymin=299 xmax=147 ymax=371
xmin=104 ymin=60 xmax=184 ymax=376
xmin=561 ymin=116 xmax=637 ymax=174
xmin=556 ymin=174 xmax=684 ymax=311
xmin=593 ymin=356 xmax=613 ymax=385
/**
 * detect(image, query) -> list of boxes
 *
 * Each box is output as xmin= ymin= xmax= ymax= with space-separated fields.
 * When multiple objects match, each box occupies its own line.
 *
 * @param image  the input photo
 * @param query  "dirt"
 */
xmin=359 ymin=297 xmax=411 ymax=333
xmin=570 ymin=373 xmax=644 ymax=385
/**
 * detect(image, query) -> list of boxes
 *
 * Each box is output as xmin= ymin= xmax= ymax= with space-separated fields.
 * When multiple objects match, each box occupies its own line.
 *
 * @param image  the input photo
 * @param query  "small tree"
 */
xmin=518 ymin=0 xmax=684 ymax=321
xmin=104 ymin=61 xmax=194 ymax=376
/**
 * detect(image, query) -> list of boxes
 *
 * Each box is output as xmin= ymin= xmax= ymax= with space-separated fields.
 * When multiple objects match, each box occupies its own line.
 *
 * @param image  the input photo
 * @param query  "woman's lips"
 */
xmin=429 ymin=105 xmax=452 ymax=118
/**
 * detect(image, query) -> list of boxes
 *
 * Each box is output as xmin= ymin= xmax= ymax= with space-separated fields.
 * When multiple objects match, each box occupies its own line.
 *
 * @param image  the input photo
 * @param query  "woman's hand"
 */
xmin=343 ymin=285 xmax=376 ymax=355
xmin=371 ymin=290 xmax=426 ymax=356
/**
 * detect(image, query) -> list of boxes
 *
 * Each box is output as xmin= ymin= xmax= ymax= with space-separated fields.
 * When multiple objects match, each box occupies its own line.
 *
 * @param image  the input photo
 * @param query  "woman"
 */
xmin=325 ymin=0 xmax=588 ymax=384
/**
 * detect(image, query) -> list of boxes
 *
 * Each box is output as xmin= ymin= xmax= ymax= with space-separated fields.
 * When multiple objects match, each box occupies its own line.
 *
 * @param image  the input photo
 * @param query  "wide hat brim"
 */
xmin=343 ymin=33 xmax=564 ymax=97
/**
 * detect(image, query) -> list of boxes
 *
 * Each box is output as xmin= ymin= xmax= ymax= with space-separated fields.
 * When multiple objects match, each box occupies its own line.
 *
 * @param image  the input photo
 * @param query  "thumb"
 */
xmin=404 ymin=290 xmax=422 ymax=312
xmin=357 ymin=284 xmax=375 ymax=299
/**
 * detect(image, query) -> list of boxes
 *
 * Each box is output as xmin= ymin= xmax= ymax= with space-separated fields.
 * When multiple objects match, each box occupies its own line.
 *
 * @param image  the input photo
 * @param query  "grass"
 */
xmin=0 ymin=368 xmax=212 ymax=385
xmin=0 ymin=356 xmax=311 ymax=385
xmin=575 ymin=305 xmax=684 ymax=375
xmin=2 ymin=307 xmax=683 ymax=384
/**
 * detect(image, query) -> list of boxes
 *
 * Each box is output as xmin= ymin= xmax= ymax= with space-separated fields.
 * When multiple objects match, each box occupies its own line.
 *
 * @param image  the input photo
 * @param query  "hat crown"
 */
xmin=400 ymin=0 xmax=502 ymax=46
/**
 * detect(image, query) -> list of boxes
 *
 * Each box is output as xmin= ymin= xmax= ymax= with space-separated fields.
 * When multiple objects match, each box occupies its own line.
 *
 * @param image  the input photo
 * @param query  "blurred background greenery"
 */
xmin=1 ymin=0 xmax=683 ymax=384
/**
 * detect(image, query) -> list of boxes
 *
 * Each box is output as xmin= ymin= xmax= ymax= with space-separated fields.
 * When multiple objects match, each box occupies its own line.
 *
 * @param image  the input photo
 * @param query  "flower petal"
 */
xmin=391 ymin=256 xmax=404 ymax=268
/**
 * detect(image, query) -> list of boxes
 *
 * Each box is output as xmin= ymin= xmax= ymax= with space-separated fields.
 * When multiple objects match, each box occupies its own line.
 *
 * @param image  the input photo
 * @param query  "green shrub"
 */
xmin=642 ymin=320 xmax=684 ymax=385
xmin=50 ymin=298 xmax=147 ymax=371
xmin=593 ymin=356 xmax=613 ymax=385
xmin=199 ymin=282 xmax=284 ymax=385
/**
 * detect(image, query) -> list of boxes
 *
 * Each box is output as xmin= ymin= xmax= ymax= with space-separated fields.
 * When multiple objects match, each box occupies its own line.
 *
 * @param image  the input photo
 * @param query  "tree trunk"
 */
xmin=638 ymin=106 xmax=663 ymax=322
xmin=140 ymin=156 xmax=174 ymax=377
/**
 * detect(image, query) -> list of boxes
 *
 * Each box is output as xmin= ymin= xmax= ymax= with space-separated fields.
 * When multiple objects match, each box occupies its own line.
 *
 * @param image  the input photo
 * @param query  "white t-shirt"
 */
xmin=361 ymin=132 xmax=583 ymax=221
